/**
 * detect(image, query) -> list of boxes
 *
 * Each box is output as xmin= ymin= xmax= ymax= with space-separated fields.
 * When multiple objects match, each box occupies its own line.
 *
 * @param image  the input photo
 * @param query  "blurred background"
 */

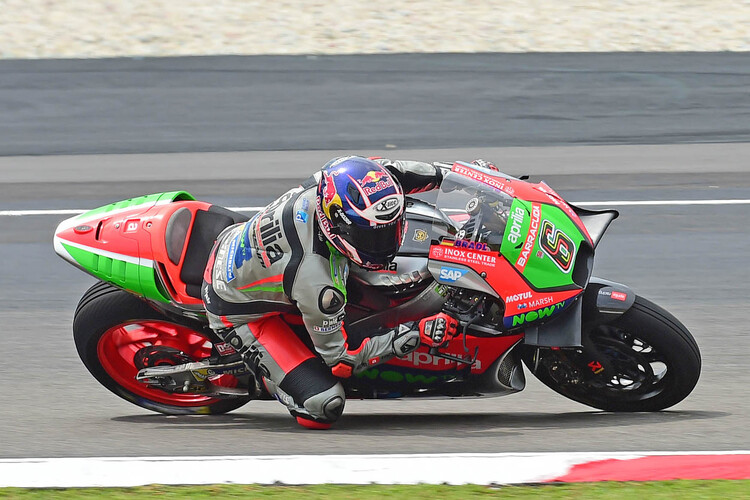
xmin=3 ymin=0 xmax=750 ymax=58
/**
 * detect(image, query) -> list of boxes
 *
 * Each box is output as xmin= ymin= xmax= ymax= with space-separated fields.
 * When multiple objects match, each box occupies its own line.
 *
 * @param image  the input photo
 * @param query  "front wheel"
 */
xmin=521 ymin=295 xmax=701 ymax=412
xmin=73 ymin=281 xmax=250 ymax=415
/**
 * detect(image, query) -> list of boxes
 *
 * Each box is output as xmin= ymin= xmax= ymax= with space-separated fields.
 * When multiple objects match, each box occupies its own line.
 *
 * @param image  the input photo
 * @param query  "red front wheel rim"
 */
xmin=98 ymin=320 xmax=228 ymax=407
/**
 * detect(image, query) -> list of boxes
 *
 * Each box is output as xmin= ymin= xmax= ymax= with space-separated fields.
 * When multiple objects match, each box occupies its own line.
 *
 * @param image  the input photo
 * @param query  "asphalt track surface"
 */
xmin=1 ymin=52 xmax=750 ymax=156
xmin=1 ymin=144 xmax=749 ymax=458
xmin=0 ymin=54 xmax=749 ymax=459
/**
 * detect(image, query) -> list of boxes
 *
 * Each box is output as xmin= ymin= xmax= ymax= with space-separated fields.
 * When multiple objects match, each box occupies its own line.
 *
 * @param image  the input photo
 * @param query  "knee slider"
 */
xmin=322 ymin=395 xmax=345 ymax=421
xmin=303 ymin=383 xmax=345 ymax=422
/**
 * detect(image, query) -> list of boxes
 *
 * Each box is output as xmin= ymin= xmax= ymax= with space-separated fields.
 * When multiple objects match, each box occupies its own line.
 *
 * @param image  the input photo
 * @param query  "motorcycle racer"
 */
xmin=201 ymin=155 xmax=457 ymax=429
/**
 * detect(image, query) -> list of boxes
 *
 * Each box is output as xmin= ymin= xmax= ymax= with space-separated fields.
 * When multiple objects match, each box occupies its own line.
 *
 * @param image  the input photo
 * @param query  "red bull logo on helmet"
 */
xmin=359 ymin=170 xmax=393 ymax=196
xmin=321 ymin=170 xmax=342 ymax=218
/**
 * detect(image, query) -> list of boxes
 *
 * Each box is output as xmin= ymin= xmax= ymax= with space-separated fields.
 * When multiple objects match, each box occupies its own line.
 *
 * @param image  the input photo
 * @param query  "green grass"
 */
xmin=1 ymin=481 xmax=749 ymax=499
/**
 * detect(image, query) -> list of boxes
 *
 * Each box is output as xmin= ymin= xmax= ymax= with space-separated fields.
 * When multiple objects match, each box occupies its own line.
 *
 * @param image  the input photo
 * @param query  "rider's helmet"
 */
xmin=315 ymin=156 xmax=405 ymax=270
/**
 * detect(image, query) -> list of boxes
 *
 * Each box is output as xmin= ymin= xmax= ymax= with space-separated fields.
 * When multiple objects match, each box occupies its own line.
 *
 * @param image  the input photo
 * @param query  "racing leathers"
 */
xmin=201 ymin=158 xmax=442 ymax=428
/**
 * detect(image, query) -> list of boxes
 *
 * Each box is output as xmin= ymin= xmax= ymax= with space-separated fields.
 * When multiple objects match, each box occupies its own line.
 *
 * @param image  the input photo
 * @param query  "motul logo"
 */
xmin=506 ymin=292 xmax=532 ymax=303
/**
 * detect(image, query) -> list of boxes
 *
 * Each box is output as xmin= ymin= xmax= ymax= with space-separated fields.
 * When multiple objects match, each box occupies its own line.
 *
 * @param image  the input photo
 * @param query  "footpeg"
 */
xmin=136 ymin=360 xmax=251 ymax=396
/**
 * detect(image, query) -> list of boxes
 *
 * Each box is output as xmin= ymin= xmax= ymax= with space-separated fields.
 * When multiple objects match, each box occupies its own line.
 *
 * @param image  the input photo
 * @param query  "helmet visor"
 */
xmin=339 ymin=217 xmax=404 ymax=268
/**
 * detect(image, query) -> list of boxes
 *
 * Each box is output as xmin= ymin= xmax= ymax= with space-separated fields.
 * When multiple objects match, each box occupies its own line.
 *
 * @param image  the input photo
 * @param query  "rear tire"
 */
xmin=521 ymin=295 xmax=700 ymax=412
xmin=73 ymin=281 xmax=250 ymax=415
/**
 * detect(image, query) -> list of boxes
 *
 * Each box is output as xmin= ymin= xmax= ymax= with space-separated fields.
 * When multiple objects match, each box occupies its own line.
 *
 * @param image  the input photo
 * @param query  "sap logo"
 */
xmin=295 ymin=210 xmax=308 ymax=223
xmin=439 ymin=267 xmax=467 ymax=282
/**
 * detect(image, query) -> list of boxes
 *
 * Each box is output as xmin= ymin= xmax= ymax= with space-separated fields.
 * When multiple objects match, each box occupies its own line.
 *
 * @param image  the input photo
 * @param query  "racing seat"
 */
xmin=163 ymin=204 xmax=249 ymax=300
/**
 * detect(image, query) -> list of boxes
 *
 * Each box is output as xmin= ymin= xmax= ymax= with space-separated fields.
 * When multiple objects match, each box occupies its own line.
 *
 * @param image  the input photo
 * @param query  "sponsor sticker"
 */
xmin=509 ymin=300 xmax=568 ymax=327
xmin=376 ymin=197 xmax=400 ymax=212
xmin=124 ymin=220 xmax=139 ymax=233
xmin=506 ymin=205 xmax=526 ymax=244
xmin=359 ymin=170 xmax=394 ymax=196
xmin=313 ymin=323 xmax=341 ymax=333
xmin=215 ymin=342 xmax=237 ymax=356
xmin=439 ymin=266 xmax=467 ymax=282
xmin=295 ymin=209 xmax=308 ymax=223
xmin=413 ymin=229 xmax=429 ymax=242
xmin=431 ymin=244 xmax=497 ymax=268
xmin=505 ymin=291 xmax=532 ymax=303
xmin=611 ymin=291 xmax=628 ymax=301
xmin=515 ymin=203 xmax=541 ymax=272
xmin=313 ymin=314 xmax=344 ymax=333
xmin=451 ymin=163 xmax=515 ymax=196
xmin=443 ymin=239 xmax=490 ymax=251
xmin=540 ymin=219 xmax=576 ymax=273
xmin=225 ymin=234 xmax=239 ymax=282
xmin=234 ymin=222 xmax=254 ymax=270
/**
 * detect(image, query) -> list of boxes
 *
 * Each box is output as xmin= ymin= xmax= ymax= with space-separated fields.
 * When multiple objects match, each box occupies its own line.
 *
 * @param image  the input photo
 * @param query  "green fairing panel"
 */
xmin=74 ymin=191 xmax=195 ymax=221
xmin=61 ymin=243 xmax=171 ymax=303
xmin=500 ymin=199 xmax=588 ymax=290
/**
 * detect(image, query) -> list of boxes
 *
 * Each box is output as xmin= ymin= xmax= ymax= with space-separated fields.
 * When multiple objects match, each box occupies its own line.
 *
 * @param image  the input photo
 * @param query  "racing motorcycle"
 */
xmin=53 ymin=161 xmax=701 ymax=417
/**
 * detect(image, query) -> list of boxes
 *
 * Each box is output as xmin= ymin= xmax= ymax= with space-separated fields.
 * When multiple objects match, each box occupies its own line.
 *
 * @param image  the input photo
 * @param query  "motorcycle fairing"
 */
xmin=428 ymin=167 xmax=599 ymax=331
xmin=53 ymin=191 xmax=239 ymax=307
xmin=54 ymin=191 xmax=196 ymax=303
xmin=428 ymin=244 xmax=581 ymax=329
xmin=385 ymin=333 xmax=524 ymax=374
xmin=450 ymin=162 xmax=593 ymax=244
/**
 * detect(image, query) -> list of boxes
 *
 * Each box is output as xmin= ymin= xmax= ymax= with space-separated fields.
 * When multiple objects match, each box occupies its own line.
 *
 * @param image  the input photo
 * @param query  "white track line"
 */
xmin=2 ymin=199 xmax=750 ymax=217
xmin=0 ymin=451 xmax=747 ymax=488
xmin=574 ymin=199 xmax=750 ymax=207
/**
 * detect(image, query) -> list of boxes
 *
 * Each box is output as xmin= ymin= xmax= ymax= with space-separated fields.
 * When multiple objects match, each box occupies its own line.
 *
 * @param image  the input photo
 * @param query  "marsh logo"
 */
xmin=439 ymin=266 xmax=467 ymax=282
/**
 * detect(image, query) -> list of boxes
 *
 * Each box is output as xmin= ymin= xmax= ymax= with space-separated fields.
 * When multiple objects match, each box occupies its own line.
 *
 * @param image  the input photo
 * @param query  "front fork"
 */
xmin=525 ymin=277 xmax=637 ymax=383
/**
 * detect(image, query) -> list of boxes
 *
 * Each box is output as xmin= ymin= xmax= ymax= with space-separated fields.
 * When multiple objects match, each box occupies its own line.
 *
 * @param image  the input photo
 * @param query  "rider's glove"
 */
xmin=419 ymin=313 xmax=459 ymax=348
xmin=392 ymin=323 xmax=420 ymax=357
xmin=472 ymin=159 xmax=499 ymax=172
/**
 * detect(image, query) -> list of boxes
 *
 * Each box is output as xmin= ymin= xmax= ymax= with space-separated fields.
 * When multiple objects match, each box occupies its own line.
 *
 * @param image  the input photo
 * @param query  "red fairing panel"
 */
xmin=386 ymin=334 xmax=524 ymax=374
xmin=428 ymin=244 xmax=581 ymax=317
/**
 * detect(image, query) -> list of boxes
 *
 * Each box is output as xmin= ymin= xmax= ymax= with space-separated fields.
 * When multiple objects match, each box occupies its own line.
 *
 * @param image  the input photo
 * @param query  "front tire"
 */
xmin=73 ymin=281 xmax=250 ymax=415
xmin=521 ymin=295 xmax=701 ymax=412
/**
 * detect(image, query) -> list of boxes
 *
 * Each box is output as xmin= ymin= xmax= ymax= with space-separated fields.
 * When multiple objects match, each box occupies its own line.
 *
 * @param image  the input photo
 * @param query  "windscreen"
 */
xmin=432 ymin=168 xmax=516 ymax=252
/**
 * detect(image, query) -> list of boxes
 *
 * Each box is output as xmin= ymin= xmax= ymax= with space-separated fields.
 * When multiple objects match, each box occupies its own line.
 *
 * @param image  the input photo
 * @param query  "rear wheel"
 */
xmin=521 ymin=296 xmax=700 ymax=411
xmin=73 ymin=281 xmax=250 ymax=415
